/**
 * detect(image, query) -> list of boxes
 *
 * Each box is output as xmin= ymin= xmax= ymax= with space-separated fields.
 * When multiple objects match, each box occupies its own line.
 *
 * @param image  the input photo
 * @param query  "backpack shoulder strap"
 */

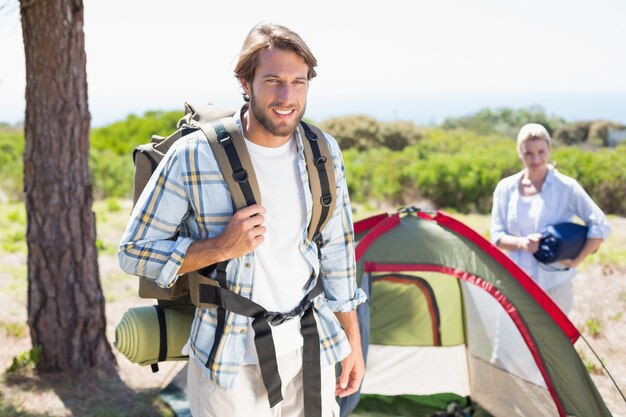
xmin=299 ymin=121 xmax=337 ymax=246
xmin=197 ymin=116 xmax=336 ymax=244
xmin=197 ymin=117 xmax=261 ymax=210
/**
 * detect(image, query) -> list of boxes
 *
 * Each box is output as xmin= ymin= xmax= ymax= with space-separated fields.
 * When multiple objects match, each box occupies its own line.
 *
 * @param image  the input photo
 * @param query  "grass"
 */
xmin=583 ymin=215 xmax=626 ymax=267
xmin=0 ymin=265 xmax=27 ymax=303
xmin=0 ymin=321 xmax=27 ymax=339
xmin=0 ymin=203 xmax=27 ymax=254
xmin=583 ymin=317 xmax=603 ymax=338
xmin=0 ymin=402 xmax=48 ymax=417
xmin=579 ymin=350 xmax=605 ymax=376
xmin=6 ymin=347 xmax=41 ymax=374
xmin=102 ymin=271 xmax=136 ymax=303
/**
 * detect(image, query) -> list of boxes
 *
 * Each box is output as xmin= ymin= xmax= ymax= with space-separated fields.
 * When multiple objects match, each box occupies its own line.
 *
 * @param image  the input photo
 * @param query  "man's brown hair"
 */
xmin=234 ymin=23 xmax=318 ymax=94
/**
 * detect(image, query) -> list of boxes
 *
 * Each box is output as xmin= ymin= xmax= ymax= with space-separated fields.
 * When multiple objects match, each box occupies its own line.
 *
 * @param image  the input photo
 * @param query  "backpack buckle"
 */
xmin=217 ymin=130 xmax=232 ymax=146
xmin=315 ymin=156 xmax=327 ymax=168
xmin=320 ymin=194 xmax=332 ymax=207
xmin=233 ymin=169 xmax=249 ymax=183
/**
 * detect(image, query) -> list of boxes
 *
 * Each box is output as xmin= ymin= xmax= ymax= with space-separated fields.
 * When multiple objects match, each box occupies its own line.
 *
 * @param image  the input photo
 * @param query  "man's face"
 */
xmin=242 ymin=48 xmax=309 ymax=138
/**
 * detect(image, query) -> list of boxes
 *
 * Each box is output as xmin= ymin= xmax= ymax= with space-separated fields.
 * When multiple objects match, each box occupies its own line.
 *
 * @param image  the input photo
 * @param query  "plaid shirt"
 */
xmin=118 ymin=111 xmax=366 ymax=389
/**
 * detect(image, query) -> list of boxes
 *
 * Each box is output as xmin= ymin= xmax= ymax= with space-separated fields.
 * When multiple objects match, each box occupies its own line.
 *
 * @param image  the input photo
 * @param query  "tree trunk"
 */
xmin=20 ymin=0 xmax=114 ymax=372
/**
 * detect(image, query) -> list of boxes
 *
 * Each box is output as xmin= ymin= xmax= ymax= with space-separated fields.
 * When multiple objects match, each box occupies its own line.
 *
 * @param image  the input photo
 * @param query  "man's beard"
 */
xmin=249 ymin=92 xmax=306 ymax=138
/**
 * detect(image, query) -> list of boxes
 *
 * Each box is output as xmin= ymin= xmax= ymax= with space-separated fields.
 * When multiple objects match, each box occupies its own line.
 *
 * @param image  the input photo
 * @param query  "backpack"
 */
xmin=116 ymin=102 xmax=337 ymax=369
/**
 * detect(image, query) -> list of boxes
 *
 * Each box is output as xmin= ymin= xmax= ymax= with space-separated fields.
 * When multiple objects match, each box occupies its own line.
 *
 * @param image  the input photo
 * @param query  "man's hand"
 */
xmin=334 ymin=310 xmax=365 ymax=398
xmin=177 ymin=204 xmax=265 ymax=275
xmin=336 ymin=343 xmax=365 ymax=398
xmin=217 ymin=204 xmax=266 ymax=260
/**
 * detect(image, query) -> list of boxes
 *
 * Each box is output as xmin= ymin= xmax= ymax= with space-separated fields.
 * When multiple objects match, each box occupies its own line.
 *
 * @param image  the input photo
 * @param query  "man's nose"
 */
xmin=276 ymin=84 xmax=294 ymax=103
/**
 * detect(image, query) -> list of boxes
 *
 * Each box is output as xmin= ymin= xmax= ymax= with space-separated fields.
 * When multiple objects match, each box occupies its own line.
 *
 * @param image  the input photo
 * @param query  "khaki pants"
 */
xmin=188 ymin=348 xmax=340 ymax=417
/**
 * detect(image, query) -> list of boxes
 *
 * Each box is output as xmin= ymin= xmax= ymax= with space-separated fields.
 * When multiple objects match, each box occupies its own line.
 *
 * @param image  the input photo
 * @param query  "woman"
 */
xmin=490 ymin=123 xmax=611 ymax=314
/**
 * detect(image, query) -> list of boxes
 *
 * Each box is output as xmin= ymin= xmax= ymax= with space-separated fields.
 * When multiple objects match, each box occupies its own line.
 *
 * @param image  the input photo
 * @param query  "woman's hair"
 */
xmin=516 ymin=123 xmax=551 ymax=151
xmin=234 ymin=22 xmax=317 ymax=87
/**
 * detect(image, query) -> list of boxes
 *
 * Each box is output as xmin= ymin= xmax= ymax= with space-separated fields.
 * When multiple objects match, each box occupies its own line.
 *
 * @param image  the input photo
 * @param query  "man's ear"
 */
xmin=240 ymin=78 xmax=251 ymax=97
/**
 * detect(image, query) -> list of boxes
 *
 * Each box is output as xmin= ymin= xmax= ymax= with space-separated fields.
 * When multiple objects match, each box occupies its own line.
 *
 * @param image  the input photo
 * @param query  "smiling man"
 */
xmin=118 ymin=23 xmax=365 ymax=417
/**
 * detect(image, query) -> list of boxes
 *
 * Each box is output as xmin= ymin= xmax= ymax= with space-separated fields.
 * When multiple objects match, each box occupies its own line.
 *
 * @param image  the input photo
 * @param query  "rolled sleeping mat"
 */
xmin=115 ymin=305 xmax=195 ymax=366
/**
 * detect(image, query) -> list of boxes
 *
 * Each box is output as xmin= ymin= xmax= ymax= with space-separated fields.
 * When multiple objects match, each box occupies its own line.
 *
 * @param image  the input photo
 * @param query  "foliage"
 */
xmin=552 ymin=145 xmax=626 ymax=214
xmin=319 ymin=115 xmax=424 ymax=150
xmin=0 ymin=203 xmax=27 ymax=253
xmin=0 ymin=129 xmax=25 ymax=200
xmin=90 ymin=110 xmax=182 ymax=156
xmin=6 ymin=346 xmax=42 ymax=373
xmin=0 ymin=320 xmax=27 ymax=338
xmin=583 ymin=317 xmax=603 ymax=338
xmin=2 ymin=109 xmax=626 ymax=216
xmin=552 ymin=121 xmax=591 ymax=146
xmin=441 ymin=106 xmax=566 ymax=138
xmin=344 ymin=129 xmax=520 ymax=213
xmin=578 ymin=350 xmax=604 ymax=375
xmin=552 ymin=120 xmax=626 ymax=147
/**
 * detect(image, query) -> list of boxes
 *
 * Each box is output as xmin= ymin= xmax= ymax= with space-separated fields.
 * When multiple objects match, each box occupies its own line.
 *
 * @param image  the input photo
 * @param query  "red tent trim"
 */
xmin=354 ymin=213 xmax=389 ymax=235
xmin=420 ymin=210 xmax=579 ymax=344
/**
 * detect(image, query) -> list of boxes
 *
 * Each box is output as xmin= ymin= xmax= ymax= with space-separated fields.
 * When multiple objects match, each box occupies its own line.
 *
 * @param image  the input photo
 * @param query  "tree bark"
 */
xmin=20 ymin=0 xmax=114 ymax=372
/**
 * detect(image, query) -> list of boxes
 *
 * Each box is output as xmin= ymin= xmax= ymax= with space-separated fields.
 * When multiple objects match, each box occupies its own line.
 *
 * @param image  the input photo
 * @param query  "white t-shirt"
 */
xmin=242 ymin=136 xmax=312 ymax=364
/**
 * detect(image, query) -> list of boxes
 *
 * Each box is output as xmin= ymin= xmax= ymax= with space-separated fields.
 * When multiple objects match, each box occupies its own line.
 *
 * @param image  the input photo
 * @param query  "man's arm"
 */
xmin=334 ymin=310 xmax=365 ymax=397
xmin=316 ymin=134 xmax=367 ymax=396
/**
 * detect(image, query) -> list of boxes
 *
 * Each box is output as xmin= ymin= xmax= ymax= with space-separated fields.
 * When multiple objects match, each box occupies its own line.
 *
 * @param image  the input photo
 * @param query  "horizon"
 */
xmin=3 ymin=90 xmax=626 ymax=129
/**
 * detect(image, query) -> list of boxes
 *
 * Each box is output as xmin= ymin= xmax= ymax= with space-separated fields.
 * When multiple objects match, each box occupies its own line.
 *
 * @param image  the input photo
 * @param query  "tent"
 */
xmin=340 ymin=208 xmax=612 ymax=417
xmin=158 ymin=208 xmax=614 ymax=417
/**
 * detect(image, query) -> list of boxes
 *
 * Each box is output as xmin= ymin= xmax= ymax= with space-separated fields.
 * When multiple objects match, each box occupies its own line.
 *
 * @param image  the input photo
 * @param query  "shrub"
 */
xmin=319 ymin=115 xmax=383 ymax=150
xmin=552 ymin=122 xmax=592 ymax=146
xmin=442 ymin=106 xmax=565 ymax=138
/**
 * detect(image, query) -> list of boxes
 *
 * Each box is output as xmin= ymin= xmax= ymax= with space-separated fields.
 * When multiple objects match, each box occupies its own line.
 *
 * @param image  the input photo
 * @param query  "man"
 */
xmin=118 ymin=23 xmax=366 ymax=417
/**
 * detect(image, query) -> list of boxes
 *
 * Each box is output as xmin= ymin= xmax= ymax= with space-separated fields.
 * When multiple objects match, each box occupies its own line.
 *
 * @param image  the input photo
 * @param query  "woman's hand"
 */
xmin=519 ymin=233 xmax=542 ymax=253
xmin=559 ymin=258 xmax=580 ymax=269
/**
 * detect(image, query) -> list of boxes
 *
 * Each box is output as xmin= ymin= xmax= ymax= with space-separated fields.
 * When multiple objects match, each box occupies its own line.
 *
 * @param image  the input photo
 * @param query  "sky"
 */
xmin=1 ymin=0 xmax=626 ymax=126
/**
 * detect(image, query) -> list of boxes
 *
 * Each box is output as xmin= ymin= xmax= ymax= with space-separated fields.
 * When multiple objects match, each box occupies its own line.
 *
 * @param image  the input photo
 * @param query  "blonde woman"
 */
xmin=490 ymin=123 xmax=611 ymax=314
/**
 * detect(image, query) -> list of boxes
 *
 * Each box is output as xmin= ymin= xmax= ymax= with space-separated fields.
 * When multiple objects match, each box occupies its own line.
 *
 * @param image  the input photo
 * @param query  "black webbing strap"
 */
xmin=301 ymin=305 xmax=322 ymax=416
xmin=211 ymin=120 xmax=256 ymax=206
xmin=300 ymin=122 xmax=332 ymax=257
xmin=206 ymin=261 xmax=230 ymax=370
xmin=198 ymin=278 xmax=324 ymax=414
xmin=152 ymin=305 xmax=167 ymax=373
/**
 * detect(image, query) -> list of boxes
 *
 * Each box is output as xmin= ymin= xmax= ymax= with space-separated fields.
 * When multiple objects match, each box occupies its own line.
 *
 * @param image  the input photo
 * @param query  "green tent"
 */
xmin=340 ymin=208 xmax=612 ymax=417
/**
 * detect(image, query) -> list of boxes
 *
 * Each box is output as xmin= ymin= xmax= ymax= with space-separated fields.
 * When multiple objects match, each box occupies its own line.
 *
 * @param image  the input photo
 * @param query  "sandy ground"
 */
xmin=0 ymin=208 xmax=625 ymax=416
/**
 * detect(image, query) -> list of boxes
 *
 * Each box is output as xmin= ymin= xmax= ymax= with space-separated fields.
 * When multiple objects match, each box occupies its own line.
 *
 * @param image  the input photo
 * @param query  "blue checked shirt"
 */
xmin=118 ymin=110 xmax=366 ymax=389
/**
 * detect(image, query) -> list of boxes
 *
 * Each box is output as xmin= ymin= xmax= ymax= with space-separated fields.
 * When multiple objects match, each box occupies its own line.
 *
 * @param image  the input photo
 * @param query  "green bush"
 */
xmin=553 ymin=145 xmax=626 ymax=214
xmin=90 ymin=110 xmax=182 ymax=156
xmin=3 ymin=110 xmax=626 ymax=217
xmin=442 ymin=106 xmax=565 ymax=138
xmin=588 ymin=121 xmax=626 ymax=147
xmin=319 ymin=115 xmax=383 ymax=150
xmin=552 ymin=122 xmax=592 ymax=146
